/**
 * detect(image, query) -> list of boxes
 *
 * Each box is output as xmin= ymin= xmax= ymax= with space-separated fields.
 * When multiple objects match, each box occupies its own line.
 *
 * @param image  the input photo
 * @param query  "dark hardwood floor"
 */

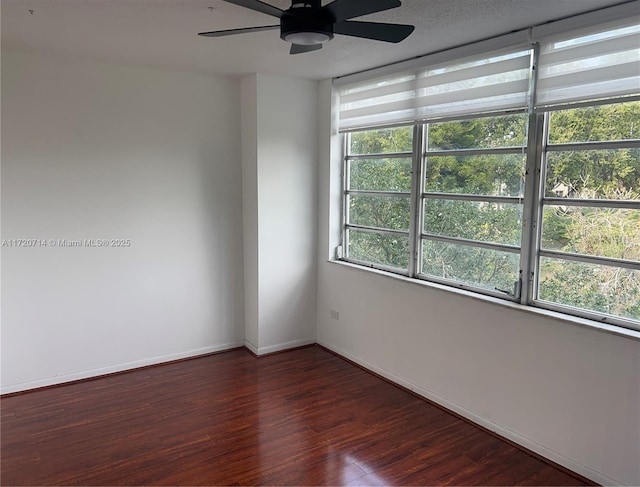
xmin=1 ymin=346 xmax=594 ymax=486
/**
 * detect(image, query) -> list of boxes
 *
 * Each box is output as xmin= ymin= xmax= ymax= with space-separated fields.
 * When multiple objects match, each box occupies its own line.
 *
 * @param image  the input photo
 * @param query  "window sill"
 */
xmin=327 ymin=259 xmax=640 ymax=341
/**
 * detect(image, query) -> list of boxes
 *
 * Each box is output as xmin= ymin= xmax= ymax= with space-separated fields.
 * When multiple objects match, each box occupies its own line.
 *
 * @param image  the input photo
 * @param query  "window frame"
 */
xmin=342 ymin=130 xmax=415 ymax=275
xmin=529 ymin=109 xmax=640 ymax=325
xmin=417 ymin=114 xmax=529 ymax=302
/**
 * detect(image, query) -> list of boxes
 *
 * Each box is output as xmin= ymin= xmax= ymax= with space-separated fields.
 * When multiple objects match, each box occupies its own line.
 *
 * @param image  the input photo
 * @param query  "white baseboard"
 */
xmin=317 ymin=339 xmax=623 ymax=487
xmin=1 ymin=341 xmax=245 ymax=395
xmin=253 ymin=338 xmax=316 ymax=356
xmin=244 ymin=340 xmax=259 ymax=355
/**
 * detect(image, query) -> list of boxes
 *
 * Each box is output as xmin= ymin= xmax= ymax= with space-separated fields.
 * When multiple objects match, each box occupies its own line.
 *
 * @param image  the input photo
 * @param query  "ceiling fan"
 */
xmin=198 ymin=0 xmax=415 ymax=55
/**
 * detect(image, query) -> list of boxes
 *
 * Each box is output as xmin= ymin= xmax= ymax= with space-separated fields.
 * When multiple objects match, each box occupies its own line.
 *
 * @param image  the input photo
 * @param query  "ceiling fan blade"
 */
xmin=325 ymin=0 xmax=401 ymax=21
xmin=333 ymin=21 xmax=414 ymax=43
xmin=290 ymin=43 xmax=323 ymax=55
xmin=198 ymin=25 xmax=280 ymax=37
xmin=223 ymin=0 xmax=285 ymax=18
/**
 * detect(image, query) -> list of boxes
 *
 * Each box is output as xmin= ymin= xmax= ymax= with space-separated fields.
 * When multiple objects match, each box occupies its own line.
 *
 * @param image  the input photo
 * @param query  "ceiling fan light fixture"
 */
xmin=198 ymin=0 xmax=415 ymax=55
xmin=283 ymin=31 xmax=331 ymax=45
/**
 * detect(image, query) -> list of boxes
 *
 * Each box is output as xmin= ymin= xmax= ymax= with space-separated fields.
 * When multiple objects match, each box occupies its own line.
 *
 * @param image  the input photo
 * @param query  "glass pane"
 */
xmin=538 ymin=257 xmax=640 ymax=321
xmin=545 ymin=149 xmax=640 ymax=200
xmin=347 ymin=230 xmax=409 ymax=270
xmin=349 ymin=195 xmax=410 ymax=231
xmin=542 ymin=206 xmax=640 ymax=260
xmin=349 ymin=158 xmax=412 ymax=192
xmin=424 ymin=199 xmax=523 ymax=246
xmin=426 ymin=114 xmax=527 ymax=151
xmin=548 ymin=101 xmax=640 ymax=144
xmin=349 ymin=126 xmax=413 ymax=155
xmin=422 ymin=240 xmax=520 ymax=291
xmin=425 ymin=154 xmax=526 ymax=196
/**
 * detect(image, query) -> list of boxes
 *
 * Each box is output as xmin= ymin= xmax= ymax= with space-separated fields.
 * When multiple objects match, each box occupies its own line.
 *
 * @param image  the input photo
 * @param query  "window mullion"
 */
xmin=519 ymin=41 xmax=542 ymax=305
xmin=531 ymin=113 xmax=549 ymax=304
xmin=520 ymin=113 xmax=545 ymax=304
xmin=408 ymin=124 xmax=424 ymax=277
xmin=341 ymin=133 xmax=349 ymax=259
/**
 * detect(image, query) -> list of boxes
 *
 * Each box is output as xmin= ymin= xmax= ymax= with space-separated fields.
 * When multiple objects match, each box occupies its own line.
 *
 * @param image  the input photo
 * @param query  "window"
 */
xmin=536 ymin=102 xmax=640 ymax=322
xmin=420 ymin=114 xmax=527 ymax=296
xmin=338 ymin=9 xmax=640 ymax=332
xmin=345 ymin=126 xmax=413 ymax=271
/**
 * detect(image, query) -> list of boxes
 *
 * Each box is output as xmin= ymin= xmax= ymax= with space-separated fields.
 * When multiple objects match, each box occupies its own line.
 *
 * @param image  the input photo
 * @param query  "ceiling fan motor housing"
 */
xmin=281 ymin=0 xmax=335 ymax=44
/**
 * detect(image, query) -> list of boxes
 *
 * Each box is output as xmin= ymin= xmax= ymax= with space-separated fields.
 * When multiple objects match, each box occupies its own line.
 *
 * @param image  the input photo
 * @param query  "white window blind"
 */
xmin=535 ymin=17 xmax=640 ymax=109
xmin=338 ymin=47 xmax=532 ymax=130
xmin=338 ymin=72 xmax=418 ymax=130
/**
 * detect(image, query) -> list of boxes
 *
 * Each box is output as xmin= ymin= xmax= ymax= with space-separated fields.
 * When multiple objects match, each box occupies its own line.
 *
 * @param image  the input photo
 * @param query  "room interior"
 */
xmin=1 ymin=0 xmax=639 ymax=485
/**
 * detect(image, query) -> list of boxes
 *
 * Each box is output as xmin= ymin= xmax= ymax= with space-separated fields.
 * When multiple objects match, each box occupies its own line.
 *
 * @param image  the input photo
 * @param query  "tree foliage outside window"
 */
xmin=421 ymin=114 xmax=526 ymax=292
xmin=538 ymin=102 xmax=640 ymax=321
xmin=346 ymin=127 xmax=413 ymax=270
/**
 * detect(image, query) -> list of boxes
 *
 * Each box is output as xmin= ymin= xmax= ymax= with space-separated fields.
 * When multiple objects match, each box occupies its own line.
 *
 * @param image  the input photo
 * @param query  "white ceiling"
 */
xmin=1 ymin=0 xmax=628 ymax=80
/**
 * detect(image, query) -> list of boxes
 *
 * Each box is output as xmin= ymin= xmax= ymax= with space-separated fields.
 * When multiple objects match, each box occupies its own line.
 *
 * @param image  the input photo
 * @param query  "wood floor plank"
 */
xmin=1 ymin=346 xmax=596 ymax=486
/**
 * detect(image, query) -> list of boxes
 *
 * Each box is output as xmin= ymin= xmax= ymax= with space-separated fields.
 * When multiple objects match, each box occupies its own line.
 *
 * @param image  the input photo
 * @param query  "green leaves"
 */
xmin=420 ymin=114 xmax=528 ymax=288
xmin=425 ymin=154 xmax=525 ymax=196
xmin=422 ymin=241 xmax=519 ymax=291
xmin=347 ymin=128 xmax=413 ymax=270
xmin=539 ymin=258 xmax=640 ymax=321
xmin=350 ymin=195 xmax=410 ymax=231
xmin=348 ymin=230 xmax=409 ymax=269
xmin=537 ymin=101 xmax=640 ymax=321
xmin=546 ymin=102 xmax=640 ymax=198
xmin=350 ymin=126 xmax=413 ymax=154
xmin=546 ymin=149 xmax=640 ymax=198
xmin=424 ymin=200 xmax=522 ymax=246
xmin=350 ymin=158 xmax=412 ymax=192
xmin=428 ymin=115 xmax=527 ymax=150
xmin=549 ymin=102 xmax=640 ymax=144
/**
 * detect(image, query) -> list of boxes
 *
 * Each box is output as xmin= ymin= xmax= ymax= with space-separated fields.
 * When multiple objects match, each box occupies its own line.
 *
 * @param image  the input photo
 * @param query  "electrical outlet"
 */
xmin=330 ymin=309 xmax=339 ymax=320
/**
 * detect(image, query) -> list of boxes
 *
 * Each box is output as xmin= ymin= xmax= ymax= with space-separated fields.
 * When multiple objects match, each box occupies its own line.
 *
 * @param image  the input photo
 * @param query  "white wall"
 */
xmin=241 ymin=74 xmax=318 ymax=354
xmin=1 ymin=50 xmax=245 ymax=393
xmin=316 ymin=80 xmax=640 ymax=486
